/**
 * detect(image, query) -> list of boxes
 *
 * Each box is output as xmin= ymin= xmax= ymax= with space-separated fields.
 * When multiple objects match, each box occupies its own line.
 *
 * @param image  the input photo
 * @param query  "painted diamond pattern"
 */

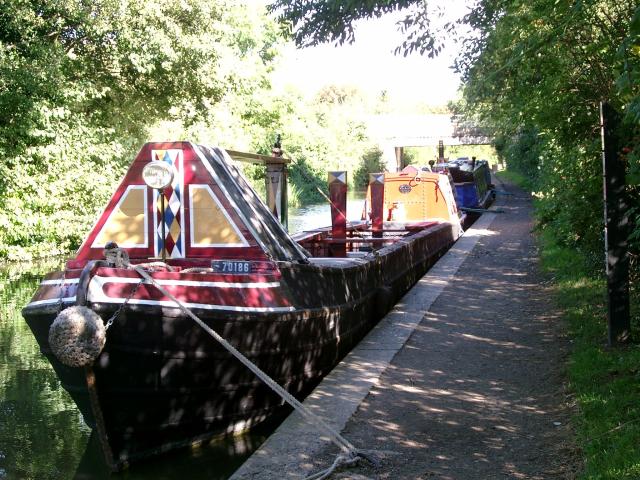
xmin=152 ymin=149 xmax=184 ymax=258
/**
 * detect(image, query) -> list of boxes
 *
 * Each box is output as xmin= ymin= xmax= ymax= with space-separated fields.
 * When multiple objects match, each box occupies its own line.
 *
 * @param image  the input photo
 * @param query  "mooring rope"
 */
xmin=304 ymin=453 xmax=360 ymax=480
xmin=127 ymin=262 xmax=369 ymax=476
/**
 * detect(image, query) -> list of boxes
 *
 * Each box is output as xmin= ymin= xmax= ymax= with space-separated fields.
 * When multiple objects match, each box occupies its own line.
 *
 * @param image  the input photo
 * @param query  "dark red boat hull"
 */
xmin=23 ymin=223 xmax=454 ymax=468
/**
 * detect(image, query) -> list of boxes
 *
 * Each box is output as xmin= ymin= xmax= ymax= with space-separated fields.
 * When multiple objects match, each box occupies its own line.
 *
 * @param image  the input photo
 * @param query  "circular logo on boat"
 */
xmin=399 ymin=184 xmax=412 ymax=194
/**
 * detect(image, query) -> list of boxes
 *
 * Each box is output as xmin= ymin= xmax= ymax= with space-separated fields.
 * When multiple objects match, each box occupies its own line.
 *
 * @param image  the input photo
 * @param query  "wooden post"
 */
xmin=369 ymin=173 xmax=384 ymax=238
xmin=600 ymin=101 xmax=630 ymax=346
xmin=328 ymin=171 xmax=347 ymax=257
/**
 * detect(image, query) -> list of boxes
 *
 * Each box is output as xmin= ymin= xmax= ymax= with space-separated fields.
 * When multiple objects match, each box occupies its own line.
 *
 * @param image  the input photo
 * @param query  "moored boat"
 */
xmin=23 ymin=142 xmax=461 ymax=470
xmin=447 ymin=157 xmax=495 ymax=210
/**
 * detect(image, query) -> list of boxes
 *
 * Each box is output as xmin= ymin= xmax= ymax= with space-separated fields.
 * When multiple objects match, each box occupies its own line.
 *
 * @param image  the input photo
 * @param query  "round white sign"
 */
xmin=142 ymin=162 xmax=174 ymax=190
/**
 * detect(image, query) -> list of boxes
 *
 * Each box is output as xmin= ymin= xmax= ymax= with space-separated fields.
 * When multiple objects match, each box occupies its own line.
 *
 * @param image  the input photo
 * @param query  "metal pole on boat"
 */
xmin=160 ymin=191 xmax=167 ymax=262
xmin=329 ymin=171 xmax=347 ymax=257
xmin=394 ymin=147 xmax=404 ymax=172
xmin=266 ymin=134 xmax=288 ymax=230
xmin=266 ymin=162 xmax=287 ymax=229
xmin=282 ymin=165 xmax=288 ymax=231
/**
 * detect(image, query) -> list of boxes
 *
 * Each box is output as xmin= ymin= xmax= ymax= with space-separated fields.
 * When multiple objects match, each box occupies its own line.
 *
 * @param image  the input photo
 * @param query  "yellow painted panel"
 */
xmin=191 ymin=187 xmax=243 ymax=245
xmin=169 ymin=218 xmax=181 ymax=240
xmin=383 ymin=173 xmax=453 ymax=222
xmin=96 ymin=188 xmax=146 ymax=246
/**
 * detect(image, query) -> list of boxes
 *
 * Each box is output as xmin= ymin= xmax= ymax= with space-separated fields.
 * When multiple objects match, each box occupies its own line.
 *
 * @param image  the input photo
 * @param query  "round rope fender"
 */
xmin=48 ymin=306 xmax=106 ymax=367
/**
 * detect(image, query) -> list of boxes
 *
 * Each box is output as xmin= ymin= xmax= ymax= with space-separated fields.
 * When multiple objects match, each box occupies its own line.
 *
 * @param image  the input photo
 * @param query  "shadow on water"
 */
xmin=74 ymin=412 xmax=289 ymax=480
xmin=0 ymin=195 xmax=364 ymax=479
xmin=0 ymin=259 xmax=90 ymax=480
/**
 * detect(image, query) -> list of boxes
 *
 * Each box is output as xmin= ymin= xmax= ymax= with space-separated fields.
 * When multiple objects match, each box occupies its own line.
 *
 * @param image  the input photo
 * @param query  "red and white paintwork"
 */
xmin=26 ymin=142 xmax=297 ymax=314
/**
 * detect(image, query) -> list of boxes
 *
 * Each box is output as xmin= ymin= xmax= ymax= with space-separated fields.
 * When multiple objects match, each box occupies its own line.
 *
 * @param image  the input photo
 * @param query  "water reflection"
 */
xmin=0 ymin=259 xmax=89 ymax=480
xmin=1 ymin=261 xmax=284 ymax=479
xmin=74 ymin=419 xmax=280 ymax=480
xmin=288 ymin=191 xmax=366 ymax=234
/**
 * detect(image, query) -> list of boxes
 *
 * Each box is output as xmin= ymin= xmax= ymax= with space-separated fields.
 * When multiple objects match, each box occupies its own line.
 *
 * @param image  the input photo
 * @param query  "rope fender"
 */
xmin=48 ymin=306 xmax=106 ymax=367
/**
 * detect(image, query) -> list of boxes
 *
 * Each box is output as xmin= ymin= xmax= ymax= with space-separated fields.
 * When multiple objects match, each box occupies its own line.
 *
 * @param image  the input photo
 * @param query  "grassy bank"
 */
xmin=497 ymin=171 xmax=640 ymax=478
xmin=541 ymin=232 xmax=640 ymax=478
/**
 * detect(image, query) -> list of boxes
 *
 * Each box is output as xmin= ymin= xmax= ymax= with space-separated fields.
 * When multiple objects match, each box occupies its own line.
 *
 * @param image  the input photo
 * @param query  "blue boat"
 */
xmin=447 ymin=157 xmax=495 ymax=210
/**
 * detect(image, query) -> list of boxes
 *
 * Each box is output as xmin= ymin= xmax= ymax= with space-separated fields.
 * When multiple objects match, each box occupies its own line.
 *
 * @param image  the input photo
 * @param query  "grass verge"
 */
xmin=500 ymin=169 xmax=640 ymax=478
xmin=540 ymin=231 xmax=640 ymax=479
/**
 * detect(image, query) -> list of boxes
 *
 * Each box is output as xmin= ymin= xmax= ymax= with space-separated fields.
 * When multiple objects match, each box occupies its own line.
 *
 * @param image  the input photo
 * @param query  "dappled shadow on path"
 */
xmin=297 ymin=188 xmax=578 ymax=479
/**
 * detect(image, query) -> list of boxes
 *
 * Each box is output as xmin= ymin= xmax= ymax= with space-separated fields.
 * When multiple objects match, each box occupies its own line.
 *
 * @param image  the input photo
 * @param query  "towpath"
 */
xmin=232 ymin=180 xmax=580 ymax=479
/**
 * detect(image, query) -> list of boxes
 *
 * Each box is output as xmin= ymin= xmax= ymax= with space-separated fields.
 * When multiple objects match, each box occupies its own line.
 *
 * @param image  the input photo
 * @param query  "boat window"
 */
xmin=189 ymin=184 xmax=249 ymax=247
xmin=92 ymin=185 xmax=148 ymax=248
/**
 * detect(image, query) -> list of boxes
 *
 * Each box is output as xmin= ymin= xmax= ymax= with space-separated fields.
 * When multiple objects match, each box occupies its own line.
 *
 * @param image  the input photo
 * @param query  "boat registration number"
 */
xmin=211 ymin=260 xmax=252 ymax=274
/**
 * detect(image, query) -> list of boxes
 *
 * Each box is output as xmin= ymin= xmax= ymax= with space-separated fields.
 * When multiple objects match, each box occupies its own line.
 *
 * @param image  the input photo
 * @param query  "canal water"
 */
xmin=287 ymin=190 xmax=366 ymax=234
xmin=0 ymin=194 xmax=365 ymax=480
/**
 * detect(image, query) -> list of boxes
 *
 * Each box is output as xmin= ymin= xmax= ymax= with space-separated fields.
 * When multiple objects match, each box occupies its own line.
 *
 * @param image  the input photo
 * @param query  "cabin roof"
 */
xmin=73 ymin=142 xmax=308 ymax=265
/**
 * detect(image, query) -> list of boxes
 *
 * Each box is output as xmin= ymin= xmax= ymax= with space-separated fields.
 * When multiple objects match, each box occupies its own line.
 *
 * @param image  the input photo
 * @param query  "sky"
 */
xmin=272 ymin=3 xmax=471 ymax=106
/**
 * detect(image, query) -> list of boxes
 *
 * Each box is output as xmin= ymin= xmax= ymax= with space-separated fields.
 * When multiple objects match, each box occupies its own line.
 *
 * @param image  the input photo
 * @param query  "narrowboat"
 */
xmin=23 ymin=142 xmax=461 ymax=470
xmin=447 ymin=157 xmax=495 ymax=210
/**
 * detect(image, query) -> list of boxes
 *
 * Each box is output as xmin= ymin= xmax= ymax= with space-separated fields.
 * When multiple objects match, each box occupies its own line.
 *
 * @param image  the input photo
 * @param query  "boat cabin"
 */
xmin=69 ymin=142 xmax=308 ymax=269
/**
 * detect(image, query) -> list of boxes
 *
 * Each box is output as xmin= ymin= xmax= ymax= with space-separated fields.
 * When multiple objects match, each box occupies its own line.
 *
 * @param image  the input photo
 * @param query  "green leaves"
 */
xmin=0 ymin=0 xmax=385 ymax=259
xmin=0 ymin=0 xmax=283 ymax=260
xmin=457 ymin=0 xmax=639 ymax=271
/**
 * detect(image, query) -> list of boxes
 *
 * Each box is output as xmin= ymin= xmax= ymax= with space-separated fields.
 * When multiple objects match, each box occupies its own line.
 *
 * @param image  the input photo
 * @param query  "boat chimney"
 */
xmin=369 ymin=173 xmax=384 ymax=238
xmin=271 ymin=134 xmax=283 ymax=158
xmin=266 ymin=134 xmax=288 ymax=230
xmin=438 ymin=140 xmax=445 ymax=161
xmin=328 ymin=171 xmax=347 ymax=257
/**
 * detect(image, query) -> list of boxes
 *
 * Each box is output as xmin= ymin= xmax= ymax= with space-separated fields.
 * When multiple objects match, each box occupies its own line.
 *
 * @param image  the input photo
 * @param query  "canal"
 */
xmin=0 ymin=194 xmax=365 ymax=480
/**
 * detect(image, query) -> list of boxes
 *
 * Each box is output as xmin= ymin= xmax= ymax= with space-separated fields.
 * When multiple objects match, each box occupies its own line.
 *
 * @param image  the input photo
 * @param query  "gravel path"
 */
xmin=315 ymin=180 xmax=580 ymax=479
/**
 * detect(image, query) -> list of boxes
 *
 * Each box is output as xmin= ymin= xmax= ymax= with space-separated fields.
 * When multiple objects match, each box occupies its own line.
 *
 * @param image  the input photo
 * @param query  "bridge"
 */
xmin=366 ymin=114 xmax=494 ymax=171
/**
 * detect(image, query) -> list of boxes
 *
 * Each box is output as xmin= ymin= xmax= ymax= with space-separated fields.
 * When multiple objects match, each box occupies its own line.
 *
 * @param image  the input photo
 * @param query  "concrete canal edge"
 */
xmin=230 ymin=208 xmax=500 ymax=479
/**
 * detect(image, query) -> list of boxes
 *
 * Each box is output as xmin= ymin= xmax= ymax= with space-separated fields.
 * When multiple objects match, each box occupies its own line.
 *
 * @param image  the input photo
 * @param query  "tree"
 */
xmin=268 ymin=0 xmax=458 ymax=57
xmin=460 ymin=0 xmax=637 ymax=264
xmin=0 ymin=0 xmax=280 ymax=259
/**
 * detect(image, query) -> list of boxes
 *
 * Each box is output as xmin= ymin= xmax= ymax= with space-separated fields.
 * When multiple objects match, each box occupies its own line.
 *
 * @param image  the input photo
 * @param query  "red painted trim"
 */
xmin=329 ymin=173 xmax=347 ymax=258
xmin=370 ymin=181 xmax=384 ymax=238
xmin=94 ymin=266 xmax=282 ymax=282
xmin=404 ymin=221 xmax=440 ymax=232
xmin=99 ymin=282 xmax=291 ymax=308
